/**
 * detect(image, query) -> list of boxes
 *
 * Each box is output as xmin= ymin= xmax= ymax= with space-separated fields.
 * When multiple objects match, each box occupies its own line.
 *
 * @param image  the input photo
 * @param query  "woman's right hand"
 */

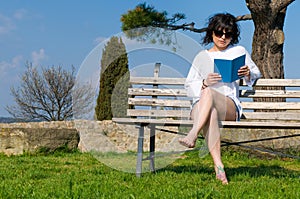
xmin=204 ymin=73 xmax=222 ymax=86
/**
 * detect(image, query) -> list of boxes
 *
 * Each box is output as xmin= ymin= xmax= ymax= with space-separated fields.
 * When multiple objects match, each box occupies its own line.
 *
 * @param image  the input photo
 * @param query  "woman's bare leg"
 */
xmin=179 ymin=87 xmax=236 ymax=148
xmin=202 ymin=95 xmax=237 ymax=184
xmin=203 ymin=108 xmax=228 ymax=184
xmin=178 ymin=88 xmax=213 ymax=147
xmin=204 ymin=108 xmax=222 ymax=166
xmin=206 ymin=97 xmax=236 ymax=166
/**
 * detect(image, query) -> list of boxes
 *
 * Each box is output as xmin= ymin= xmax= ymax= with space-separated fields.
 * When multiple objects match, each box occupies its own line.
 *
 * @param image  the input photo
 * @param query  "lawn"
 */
xmin=0 ymin=148 xmax=299 ymax=199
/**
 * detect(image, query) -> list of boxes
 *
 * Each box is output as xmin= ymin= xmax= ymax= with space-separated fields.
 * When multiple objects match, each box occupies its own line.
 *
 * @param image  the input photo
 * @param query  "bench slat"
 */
xmin=221 ymin=121 xmax=300 ymax=128
xmin=128 ymin=99 xmax=300 ymax=110
xmin=127 ymin=109 xmax=190 ymax=118
xmin=242 ymin=112 xmax=300 ymax=120
xmin=128 ymin=88 xmax=187 ymax=96
xmin=127 ymin=109 xmax=300 ymax=121
xmin=112 ymin=118 xmax=300 ymax=128
xmin=241 ymin=79 xmax=300 ymax=87
xmin=241 ymin=102 xmax=300 ymax=110
xmin=128 ymin=98 xmax=191 ymax=107
xmin=130 ymin=77 xmax=186 ymax=85
xmin=240 ymin=90 xmax=300 ymax=98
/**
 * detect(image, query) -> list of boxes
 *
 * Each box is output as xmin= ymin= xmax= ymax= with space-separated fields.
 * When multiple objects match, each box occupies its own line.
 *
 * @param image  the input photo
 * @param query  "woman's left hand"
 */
xmin=238 ymin=65 xmax=250 ymax=79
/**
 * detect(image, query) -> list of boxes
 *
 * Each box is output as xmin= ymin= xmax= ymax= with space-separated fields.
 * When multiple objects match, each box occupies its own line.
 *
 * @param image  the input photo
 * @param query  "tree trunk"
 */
xmin=246 ymin=0 xmax=289 ymax=104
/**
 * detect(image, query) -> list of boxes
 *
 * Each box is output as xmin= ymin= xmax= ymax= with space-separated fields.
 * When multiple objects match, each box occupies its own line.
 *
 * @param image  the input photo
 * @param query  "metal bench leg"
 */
xmin=136 ymin=124 xmax=144 ymax=177
xmin=149 ymin=124 xmax=155 ymax=173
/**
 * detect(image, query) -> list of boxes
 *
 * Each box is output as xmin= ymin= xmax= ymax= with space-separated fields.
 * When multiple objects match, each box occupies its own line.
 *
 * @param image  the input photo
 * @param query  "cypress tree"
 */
xmin=95 ymin=37 xmax=129 ymax=120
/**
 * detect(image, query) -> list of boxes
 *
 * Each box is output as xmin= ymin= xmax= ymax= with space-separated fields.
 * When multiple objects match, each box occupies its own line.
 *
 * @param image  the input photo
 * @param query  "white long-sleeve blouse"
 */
xmin=185 ymin=45 xmax=261 ymax=118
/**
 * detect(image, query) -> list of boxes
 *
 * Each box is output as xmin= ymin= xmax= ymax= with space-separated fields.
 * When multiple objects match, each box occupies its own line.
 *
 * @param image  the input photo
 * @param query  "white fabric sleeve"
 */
xmin=184 ymin=50 xmax=213 ymax=98
xmin=243 ymin=49 xmax=261 ymax=86
xmin=185 ymin=65 xmax=203 ymax=98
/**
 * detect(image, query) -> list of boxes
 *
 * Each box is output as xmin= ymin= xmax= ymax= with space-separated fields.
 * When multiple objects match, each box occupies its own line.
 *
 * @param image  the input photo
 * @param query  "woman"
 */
xmin=178 ymin=13 xmax=261 ymax=184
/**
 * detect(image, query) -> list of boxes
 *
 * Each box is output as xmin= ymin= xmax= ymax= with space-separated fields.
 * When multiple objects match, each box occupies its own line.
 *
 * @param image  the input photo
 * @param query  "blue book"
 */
xmin=214 ymin=54 xmax=246 ymax=82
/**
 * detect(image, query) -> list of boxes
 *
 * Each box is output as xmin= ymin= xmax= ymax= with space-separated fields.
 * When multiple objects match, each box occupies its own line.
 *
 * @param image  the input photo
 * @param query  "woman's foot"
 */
xmin=216 ymin=166 xmax=228 ymax=185
xmin=178 ymin=133 xmax=198 ymax=148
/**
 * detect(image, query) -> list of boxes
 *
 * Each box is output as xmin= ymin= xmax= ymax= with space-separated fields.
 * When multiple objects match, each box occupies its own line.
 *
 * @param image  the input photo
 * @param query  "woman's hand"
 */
xmin=238 ymin=65 xmax=250 ymax=80
xmin=204 ymin=73 xmax=222 ymax=86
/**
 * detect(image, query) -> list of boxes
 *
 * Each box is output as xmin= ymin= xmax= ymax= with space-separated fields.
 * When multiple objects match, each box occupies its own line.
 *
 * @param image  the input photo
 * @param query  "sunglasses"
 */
xmin=214 ymin=30 xmax=233 ymax=39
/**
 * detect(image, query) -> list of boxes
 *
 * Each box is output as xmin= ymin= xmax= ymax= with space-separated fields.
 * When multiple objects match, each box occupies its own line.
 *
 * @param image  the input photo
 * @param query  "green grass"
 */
xmin=0 ymin=148 xmax=299 ymax=199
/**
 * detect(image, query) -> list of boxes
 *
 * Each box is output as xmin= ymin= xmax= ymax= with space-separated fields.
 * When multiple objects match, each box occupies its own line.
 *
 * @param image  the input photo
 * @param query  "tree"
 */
xmin=121 ymin=1 xmax=295 ymax=80
xmin=6 ymin=63 xmax=94 ymax=121
xmin=95 ymin=36 xmax=130 ymax=121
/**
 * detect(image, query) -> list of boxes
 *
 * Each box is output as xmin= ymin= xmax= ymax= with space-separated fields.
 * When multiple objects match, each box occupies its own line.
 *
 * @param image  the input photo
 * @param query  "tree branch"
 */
xmin=163 ymin=14 xmax=252 ymax=33
xmin=236 ymin=14 xmax=252 ymax=21
xmin=272 ymin=0 xmax=295 ymax=12
xmin=7 ymin=63 xmax=94 ymax=121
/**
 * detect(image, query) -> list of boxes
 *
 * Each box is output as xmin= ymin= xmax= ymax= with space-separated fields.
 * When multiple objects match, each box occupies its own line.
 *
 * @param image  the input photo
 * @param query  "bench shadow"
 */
xmin=158 ymin=164 xmax=213 ymax=174
xmin=226 ymin=165 xmax=300 ymax=180
xmin=157 ymin=164 xmax=300 ymax=180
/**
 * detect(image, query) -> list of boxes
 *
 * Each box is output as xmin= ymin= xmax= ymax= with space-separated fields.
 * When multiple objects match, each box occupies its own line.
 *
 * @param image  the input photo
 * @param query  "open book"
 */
xmin=214 ymin=54 xmax=245 ymax=82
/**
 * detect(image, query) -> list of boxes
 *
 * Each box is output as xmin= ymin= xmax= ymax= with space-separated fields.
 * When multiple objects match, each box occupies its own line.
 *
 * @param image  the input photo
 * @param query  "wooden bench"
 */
xmin=112 ymin=63 xmax=300 ymax=177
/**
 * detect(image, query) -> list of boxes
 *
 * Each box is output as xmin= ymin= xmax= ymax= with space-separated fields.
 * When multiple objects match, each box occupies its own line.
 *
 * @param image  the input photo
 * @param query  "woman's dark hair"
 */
xmin=202 ymin=13 xmax=240 ymax=46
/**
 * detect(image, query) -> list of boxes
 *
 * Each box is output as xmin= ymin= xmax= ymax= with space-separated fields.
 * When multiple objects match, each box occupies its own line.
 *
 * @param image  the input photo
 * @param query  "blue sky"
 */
xmin=0 ymin=0 xmax=299 ymax=117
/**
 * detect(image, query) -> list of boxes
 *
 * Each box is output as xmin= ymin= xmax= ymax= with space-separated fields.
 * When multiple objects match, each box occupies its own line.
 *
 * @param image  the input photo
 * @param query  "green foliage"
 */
xmin=0 ymin=150 xmax=299 ymax=198
xmin=95 ymin=37 xmax=130 ymax=121
xmin=121 ymin=3 xmax=169 ymax=31
xmin=121 ymin=3 xmax=185 ymax=45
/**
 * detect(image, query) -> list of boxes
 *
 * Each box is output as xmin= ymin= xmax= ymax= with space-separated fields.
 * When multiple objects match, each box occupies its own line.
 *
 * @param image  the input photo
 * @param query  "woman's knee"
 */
xmin=201 ymin=87 xmax=214 ymax=99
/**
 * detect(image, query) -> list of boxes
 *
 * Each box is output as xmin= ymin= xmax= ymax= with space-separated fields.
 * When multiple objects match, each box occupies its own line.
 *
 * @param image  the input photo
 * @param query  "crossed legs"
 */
xmin=178 ymin=87 xmax=237 ymax=184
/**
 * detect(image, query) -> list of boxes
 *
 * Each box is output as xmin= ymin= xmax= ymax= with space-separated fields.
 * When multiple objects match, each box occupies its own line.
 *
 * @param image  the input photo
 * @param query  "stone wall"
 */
xmin=1 ymin=120 xmax=299 ymax=156
xmin=0 ymin=121 xmax=78 ymax=155
xmin=221 ymin=128 xmax=300 ymax=151
xmin=0 ymin=120 xmax=185 ymax=155
xmin=76 ymin=120 xmax=186 ymax=153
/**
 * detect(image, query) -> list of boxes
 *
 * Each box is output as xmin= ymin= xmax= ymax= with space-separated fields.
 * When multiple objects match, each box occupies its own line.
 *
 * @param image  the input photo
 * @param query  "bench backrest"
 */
xmin=127 ymin=76 xmax=300 ymax=122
